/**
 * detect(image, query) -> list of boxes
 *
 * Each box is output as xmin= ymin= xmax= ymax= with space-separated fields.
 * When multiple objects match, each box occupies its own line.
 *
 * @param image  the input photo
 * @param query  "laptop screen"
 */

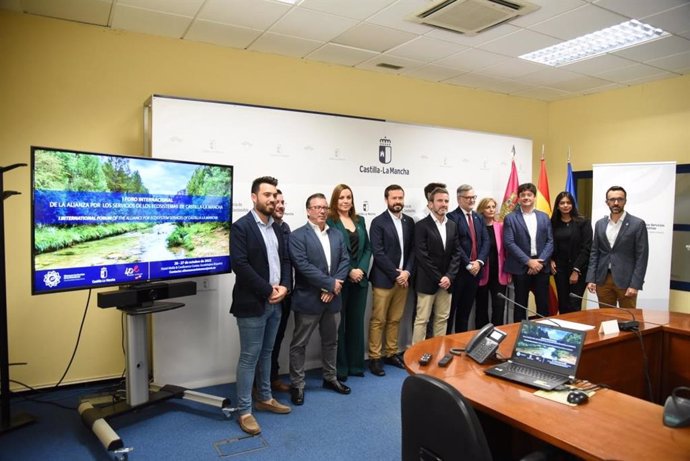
xmin=512 ymin=321 xmax=586 ymax=376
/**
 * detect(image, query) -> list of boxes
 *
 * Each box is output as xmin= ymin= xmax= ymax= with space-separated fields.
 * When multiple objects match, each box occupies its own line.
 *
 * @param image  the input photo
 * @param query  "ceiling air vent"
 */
xmin=409 ymin=0 xmax=540 ymax=36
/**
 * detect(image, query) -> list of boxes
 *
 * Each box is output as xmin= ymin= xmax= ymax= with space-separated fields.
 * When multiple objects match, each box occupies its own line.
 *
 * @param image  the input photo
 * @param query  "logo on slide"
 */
xmin=44 ymin=271 xmax=61 ymax=288
xmin=379 ymin=137 xmax=392 ymax=164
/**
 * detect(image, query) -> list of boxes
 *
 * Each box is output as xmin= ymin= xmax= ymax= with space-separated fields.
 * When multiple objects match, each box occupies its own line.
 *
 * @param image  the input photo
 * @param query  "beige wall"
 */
xmin=0 ymin=10 xmax=687 ymax=388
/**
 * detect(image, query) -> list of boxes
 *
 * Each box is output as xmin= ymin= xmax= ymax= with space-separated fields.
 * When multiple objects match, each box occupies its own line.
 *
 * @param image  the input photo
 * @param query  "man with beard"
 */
xmin=367 ymin=185 xmax=415 ymax=376
xmin=586 ymin=186 xmax=649 ymax=308
xmin=230 ymin=176 xmax=292 ymax=435
xmin=411 ymin=187 xmax=461 ymax=344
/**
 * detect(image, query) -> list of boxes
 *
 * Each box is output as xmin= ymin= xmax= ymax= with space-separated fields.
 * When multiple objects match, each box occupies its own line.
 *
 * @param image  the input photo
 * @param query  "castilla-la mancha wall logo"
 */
xmin=378 ymin=137 xmax=392 ymax=164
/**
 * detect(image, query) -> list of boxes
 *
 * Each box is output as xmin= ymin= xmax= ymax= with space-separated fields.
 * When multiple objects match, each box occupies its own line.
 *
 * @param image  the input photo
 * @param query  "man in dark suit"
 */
xmin=586 ymin=186 xmax=649 ymax=308
xmin=268 ymin=190 xmax=292 ymax=392
xmin=446 ymin=184 xmax=490 ymax=333
xmin=367 ymin=184 xmax=415 ymax=376
xmin=230 ymin=177 xmax=292 ymax=435
xmin=288 ymin=193 xmax=351 ymax=405
xmin=411 ymin=187 xmax=462 ymax=344
xmin=503 ymin=183 xmax=554 ymax=320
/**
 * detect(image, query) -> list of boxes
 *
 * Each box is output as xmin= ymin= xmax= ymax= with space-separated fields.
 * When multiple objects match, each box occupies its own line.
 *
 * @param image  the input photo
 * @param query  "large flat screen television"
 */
xmin=31 ymin=147 xmax=233 ymax=295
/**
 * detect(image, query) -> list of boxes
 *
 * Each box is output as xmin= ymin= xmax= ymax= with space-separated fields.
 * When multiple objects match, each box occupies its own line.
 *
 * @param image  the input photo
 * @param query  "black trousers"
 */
xmin=475 ymin=280 xmax=506 ymax=327
xmin=553 ymin=265 xmax=586 ymax=314
xmin=447 ymin=270 xmax=480 ymax=334
xmin=511 ymin=272 xmax=549 ymax=321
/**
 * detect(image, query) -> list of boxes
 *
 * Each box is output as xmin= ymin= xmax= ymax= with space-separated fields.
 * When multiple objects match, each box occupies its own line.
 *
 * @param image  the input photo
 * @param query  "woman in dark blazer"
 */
xmin=550 ymin=191 xmax=592 ymax=313
xmin=327 ymin=184 xmax=372 ymax=380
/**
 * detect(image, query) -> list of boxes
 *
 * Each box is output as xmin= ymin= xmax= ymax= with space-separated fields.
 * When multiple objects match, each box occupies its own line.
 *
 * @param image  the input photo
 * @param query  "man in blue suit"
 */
xmin=230 ymin=176 xmax=292 ymax=435
xmin=288 ymin=193 xmax=351 ymax=405
xmin=503 ymin=183 xmax=554 ymax=320
xmin=586 ymin=186 xmax=649 ymax=308
xmin=367 ymin=184 xmax=415 ymax=377
xmin=446 ymin=184 xmax=490 ymax=333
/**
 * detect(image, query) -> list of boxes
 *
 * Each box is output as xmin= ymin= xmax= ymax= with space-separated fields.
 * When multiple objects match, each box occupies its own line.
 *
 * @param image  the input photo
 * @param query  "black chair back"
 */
xmin=401 ymin=374 xmax=492 ymax=461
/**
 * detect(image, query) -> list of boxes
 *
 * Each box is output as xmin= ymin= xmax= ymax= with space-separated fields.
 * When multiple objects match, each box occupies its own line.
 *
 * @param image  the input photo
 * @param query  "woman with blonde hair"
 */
xmin=475 ymin=197 xmax=510 ymax=326
xmin=327 ymin=184 xmax=372 ymax=380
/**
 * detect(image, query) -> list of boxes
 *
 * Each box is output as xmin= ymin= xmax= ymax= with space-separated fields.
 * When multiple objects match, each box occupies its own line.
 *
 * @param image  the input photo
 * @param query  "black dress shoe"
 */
xmin=322 ymin=379 xmax=351 ymax=395
xmin=337 ymin=375 xmax=348 ymax=382
xmin=290 ymin=387 xmax=304 ymax=406
xmin=384 ymin=354 xmax=406 ymax=369
xmin=369 ymin=359 xmax=385 ymax=377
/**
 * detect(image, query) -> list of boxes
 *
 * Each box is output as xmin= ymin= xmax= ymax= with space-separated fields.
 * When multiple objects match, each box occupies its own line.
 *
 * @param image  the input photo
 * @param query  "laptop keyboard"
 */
xmin=504 ymin=362 xmax=563 ymax=384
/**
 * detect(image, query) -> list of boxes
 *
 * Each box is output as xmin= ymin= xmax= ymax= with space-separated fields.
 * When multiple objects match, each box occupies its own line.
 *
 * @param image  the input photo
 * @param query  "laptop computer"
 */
xmin=484 ymin=321 xmax=586 ymax=390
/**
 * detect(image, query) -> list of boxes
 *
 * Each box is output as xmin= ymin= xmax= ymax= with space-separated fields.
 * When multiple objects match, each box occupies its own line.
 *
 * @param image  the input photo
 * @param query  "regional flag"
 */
xmin=498 ymin=149 xmax=519 ymax=222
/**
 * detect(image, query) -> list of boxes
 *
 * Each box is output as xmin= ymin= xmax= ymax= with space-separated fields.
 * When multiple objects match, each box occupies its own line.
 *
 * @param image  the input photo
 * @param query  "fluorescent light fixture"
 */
xmin=274 ymin=0 xmax=301 ymax=4
xmin=520 ymin=19 xmax=669 ymax=67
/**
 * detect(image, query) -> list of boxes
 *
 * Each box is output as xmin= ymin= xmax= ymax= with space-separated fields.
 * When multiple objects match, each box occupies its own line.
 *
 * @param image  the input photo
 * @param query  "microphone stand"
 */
xmin=1 ymin=163 xmax=35 ymax=434
xmin=497 ymin=293 xmax=561 ymax=327
xmin=569 ymin=292 xmax=639 ymax=331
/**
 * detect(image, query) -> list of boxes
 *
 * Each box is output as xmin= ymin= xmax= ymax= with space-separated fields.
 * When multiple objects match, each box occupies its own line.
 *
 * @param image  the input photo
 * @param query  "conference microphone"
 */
xmin=497 ymin=292 xmax=560 ymax=327
xmin=569 ymin=292 xmax=639 ymax=331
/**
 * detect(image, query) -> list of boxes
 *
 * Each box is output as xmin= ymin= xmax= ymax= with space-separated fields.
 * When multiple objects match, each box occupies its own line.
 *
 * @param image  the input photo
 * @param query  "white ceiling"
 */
xmin=3 ymin=0 xmax=690 ymax=101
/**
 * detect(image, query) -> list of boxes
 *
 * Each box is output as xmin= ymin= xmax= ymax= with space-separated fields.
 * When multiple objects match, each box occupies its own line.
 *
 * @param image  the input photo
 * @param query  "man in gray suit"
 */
xmin=288 ymin=193 xmax=351 ymax=406
xmin=586 ymin=186 xmax=649 ymax=308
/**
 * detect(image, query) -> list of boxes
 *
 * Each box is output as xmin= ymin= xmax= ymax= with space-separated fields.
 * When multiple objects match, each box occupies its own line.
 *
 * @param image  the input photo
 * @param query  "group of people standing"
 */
xmin=228 ymin=176 xmax=649 ymax=435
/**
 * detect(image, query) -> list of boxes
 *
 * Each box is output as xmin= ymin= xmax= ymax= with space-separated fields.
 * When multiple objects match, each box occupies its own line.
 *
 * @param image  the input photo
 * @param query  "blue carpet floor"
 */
xmin=0 ymin=365 xmax=407 ymax=461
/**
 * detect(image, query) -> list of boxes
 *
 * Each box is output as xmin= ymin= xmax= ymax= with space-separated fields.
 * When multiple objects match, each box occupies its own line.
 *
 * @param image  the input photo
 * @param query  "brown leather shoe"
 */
xmin=254 ymin=398 xmax=292 ymax=414
xmin=271 ymin=380 xmax=291 ymax=393
xmin=238 ymin=414 xmax=261 ymax=435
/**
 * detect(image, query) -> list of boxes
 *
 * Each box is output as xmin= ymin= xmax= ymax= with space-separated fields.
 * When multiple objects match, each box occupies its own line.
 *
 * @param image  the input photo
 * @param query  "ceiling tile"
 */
xmin=596 ymin=63 xmax=674 ymax=82
xmin=510 ymin=0 xmax=588 ymax=28
xmin=21 ymin=0 xmax=112 ymax=26
xmin=643 ymin=4 xmax=690 ymax=35
xmin=185 ymin=20 xmax=262 ymax=48
xmin=198 ymin=0 xmax=289 ymax=30
xmin=624 ymin=71 xmax=675 ymax=85
xmin=249 ymin=32 xmax=323 ymax=57
xmin=543 ymin=75 xmax=614 ymax=92
xmin=367 ymin=0 xmax=435 ymax=34
xmin=444 ymin=73 xmax=535 ymax=94
xmin=401 ymin=64 xmax=465 ymax=82
xmin=479 ymin=58 xmax=548 ymax=79
xmin=117 ymin=0 xmax=204 ymax=17
xmin=436 ymin=48 xmax=506 ymax=71
xmin=112 ymin=4 xmax=192 ymax=38
xmin=306 ymin=43 xmax=378 ymax=67
xmin=478 ymin=29 xmax=561 ymax=57
xmin=270 ymin=7 xmax=358 ymax=41
xmin=593 ymin=0 xmax=690 ymax=20
xmin=646 ymin=50 xmax=690 ymax=73
xmin=333 ymin=23 xmax=416 ymax=53
xmin=529 ymin=4 xmax=627 ymax=40
xmin=612 ymin=35 xmax=690 ymax=62
xmin=298 ymin=0 xmax=396 ymax=20
xmin=512 ymin=86 xmax=572 ymax=101
xmin=387 ymin=36 xmax=461 ymax=62
xmin=581 ymin=82 xmax=625 ymax=95
xmin=519 ymin=67 xmax=584 ymax=86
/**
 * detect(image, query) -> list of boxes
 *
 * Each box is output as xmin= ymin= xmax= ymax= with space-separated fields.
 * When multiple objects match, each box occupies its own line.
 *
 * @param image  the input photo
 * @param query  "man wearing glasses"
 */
xmin=288 ymin=193 xmax=351 ymax=406
xmin=446 ymin=184 xmax=489 ymax=333
xmin=586 ymin=186 xmax=649 ymax=308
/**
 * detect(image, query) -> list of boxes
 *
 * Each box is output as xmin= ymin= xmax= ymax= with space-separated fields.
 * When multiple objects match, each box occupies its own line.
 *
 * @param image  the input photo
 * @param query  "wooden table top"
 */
xmin=403 ymin=309 xmax=690 ymax=461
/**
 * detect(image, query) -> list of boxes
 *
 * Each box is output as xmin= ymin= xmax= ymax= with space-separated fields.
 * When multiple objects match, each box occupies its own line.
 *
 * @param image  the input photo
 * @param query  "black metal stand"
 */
xmin=79 ymin=301 xmax=235 ymax=461
xmin=0 ymin=163 xmax=35 ymax=435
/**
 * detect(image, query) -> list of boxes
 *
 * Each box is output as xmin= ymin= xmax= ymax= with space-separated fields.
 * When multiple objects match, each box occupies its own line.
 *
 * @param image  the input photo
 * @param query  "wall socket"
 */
xmin=197 ymin=277 xmax=217 ymax=291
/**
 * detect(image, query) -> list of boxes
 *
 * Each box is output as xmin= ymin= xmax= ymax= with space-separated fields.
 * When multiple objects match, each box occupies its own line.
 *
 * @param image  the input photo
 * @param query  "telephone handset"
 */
xmin=465 ymin=323 xmax=507 ymax=364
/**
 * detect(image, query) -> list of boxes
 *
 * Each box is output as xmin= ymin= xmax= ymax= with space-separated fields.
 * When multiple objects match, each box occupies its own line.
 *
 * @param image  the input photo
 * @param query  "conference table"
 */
xmin=403 ymin=308 xmax=690 ymax=461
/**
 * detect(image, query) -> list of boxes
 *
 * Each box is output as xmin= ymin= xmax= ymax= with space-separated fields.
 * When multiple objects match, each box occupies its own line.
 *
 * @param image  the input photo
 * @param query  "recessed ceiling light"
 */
xmin=519 ymin=19 xmax=669 ymax=67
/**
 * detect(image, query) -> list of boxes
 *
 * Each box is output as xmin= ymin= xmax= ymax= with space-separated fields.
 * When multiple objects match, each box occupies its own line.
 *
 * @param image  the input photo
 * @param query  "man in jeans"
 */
xmin=230 ymin=176 xmax=292 ymax=435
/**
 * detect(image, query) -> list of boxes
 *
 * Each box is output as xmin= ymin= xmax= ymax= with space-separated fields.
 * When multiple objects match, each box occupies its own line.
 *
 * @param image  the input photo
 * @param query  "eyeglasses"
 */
xmin=309 ymin=206 xmax=330 ymax=211
xmin=460 ymin=195 xmax=477 ymax=201
xmin=606 ymin=197 xmax=626 ymax=203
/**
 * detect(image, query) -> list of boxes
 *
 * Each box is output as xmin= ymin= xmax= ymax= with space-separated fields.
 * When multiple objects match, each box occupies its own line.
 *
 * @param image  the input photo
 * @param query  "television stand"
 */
xmin=80 ymin=292 xmax=235 ymax=461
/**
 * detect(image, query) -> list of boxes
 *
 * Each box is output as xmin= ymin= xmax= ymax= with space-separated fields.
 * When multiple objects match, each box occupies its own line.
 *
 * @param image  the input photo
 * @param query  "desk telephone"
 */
xmin=465 ymin=323 xmax=507 ymax=364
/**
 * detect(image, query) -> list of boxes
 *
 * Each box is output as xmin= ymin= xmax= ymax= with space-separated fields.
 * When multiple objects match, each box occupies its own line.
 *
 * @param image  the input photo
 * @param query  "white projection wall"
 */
xmin=148 ymin=95 xmax=532 ymax=387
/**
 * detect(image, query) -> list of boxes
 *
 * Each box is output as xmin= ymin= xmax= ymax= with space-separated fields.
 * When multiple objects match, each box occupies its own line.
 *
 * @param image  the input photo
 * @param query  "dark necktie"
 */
xmin=467 ymin=212 xmax=477 ymax=261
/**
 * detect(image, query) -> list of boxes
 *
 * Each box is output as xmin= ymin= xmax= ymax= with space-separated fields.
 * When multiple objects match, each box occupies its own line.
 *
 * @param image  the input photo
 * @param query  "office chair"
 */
xmin=401 ymin=374 xmax=549 ymax=461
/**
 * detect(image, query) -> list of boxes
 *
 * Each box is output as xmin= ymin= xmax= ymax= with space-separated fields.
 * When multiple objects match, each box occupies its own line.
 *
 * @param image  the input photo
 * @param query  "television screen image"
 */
xmin=31 ymin=147 xmax=233 ymax=295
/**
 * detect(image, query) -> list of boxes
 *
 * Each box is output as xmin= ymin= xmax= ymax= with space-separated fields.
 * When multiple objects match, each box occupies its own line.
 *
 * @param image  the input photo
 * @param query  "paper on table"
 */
xmin=537 ymin=318 xmax=595 ymax=331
